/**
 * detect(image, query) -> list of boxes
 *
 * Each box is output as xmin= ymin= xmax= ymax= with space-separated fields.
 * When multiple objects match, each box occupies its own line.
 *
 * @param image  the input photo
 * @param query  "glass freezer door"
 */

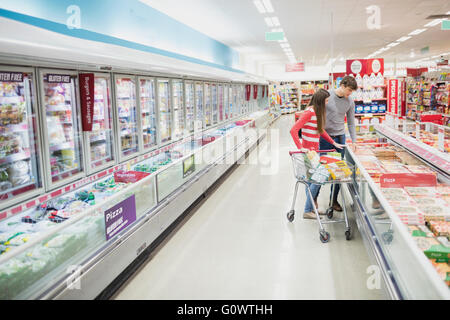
xmin=172 ymin=80 xmax=185 ymax=141
xmin=87 ymin=75 xmax=115 ymax=173
xmin=158 ymin=79 xmax=172 ymax=144
xmin=205 ymin=83 xmax=212 ymax=127
xmin=139 ymin=78 xmax=157 ymax=150
xmin=228 ymin=85 xmax=233 ymax=119
xmin=218 ymin=84 xmax=224 ymax=123
xmin=115 ymin=76 xmax=139 ymax=159
xmin=185 ymin=81 xmax=194 ymax=133
xmin=224 ymin=84 xmax=229 ymax=120
xmin=212 ymin=84 xmax=218 ymax=125
xmin=195 ymin=82 xmax=204 ymax=129
xmin=0 ymin=69 xmax=42 ymax=207
xmin=41 ymin=71 xmax=84 ymax=186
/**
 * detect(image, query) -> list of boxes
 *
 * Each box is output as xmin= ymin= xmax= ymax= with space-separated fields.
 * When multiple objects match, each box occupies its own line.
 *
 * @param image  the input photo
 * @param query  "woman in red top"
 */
xmin=290 ymin=89 xmax=344 ymax=219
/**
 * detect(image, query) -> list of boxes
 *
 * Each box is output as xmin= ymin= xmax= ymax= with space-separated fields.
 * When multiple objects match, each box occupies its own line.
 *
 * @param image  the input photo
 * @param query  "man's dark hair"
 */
xmin=340 ymin=76 xmax=358 ymax=90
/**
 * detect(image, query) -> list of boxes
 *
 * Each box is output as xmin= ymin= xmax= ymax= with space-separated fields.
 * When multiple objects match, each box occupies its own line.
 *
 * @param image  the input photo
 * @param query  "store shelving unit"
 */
xmin=406 ymin=72 xmax=450 ymax=125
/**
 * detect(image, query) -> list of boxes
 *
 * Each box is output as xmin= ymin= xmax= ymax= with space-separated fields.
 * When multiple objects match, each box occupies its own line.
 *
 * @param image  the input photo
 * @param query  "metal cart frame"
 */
xmin=286 ymin=150 xmax=354 ymax=243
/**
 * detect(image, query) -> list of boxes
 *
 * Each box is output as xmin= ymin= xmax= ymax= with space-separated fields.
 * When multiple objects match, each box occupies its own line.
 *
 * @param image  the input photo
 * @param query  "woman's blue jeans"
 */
xmin=304 ymin=183 xmax=321 ymax=213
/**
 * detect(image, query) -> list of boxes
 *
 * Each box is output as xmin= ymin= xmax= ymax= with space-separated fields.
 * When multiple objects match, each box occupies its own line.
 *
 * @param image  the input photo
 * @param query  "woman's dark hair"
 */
xmin=308 ymin=88 xmax=330 ymax=133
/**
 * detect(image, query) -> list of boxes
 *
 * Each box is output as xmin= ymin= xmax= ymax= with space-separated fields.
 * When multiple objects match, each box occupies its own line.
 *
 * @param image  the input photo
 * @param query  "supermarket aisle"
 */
xmin=113 ymin=114 xmax=384 ymax=300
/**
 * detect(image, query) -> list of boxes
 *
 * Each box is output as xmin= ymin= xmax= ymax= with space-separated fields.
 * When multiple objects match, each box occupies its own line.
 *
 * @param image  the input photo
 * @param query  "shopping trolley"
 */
xmin=286 ymin=149 xmax=354 ymax=243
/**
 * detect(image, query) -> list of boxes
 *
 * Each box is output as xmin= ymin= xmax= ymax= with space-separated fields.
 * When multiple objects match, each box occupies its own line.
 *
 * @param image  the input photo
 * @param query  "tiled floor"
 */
xmin=113 ymin=114 xmax=385 ymax=300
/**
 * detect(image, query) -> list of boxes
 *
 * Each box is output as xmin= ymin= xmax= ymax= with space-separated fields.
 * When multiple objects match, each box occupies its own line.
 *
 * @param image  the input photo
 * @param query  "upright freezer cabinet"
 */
xmin=84 ymin=73 xmax=116 ymax=174
xmin=39 ymin=69 xmax=85 ymax=190
xmin=138 ymin=77 xmax=157 ymax=152
xmin=0 ymin=66 xmax=44 ymax=210
xmin=114 ymin=75 xmax=140 ymax=162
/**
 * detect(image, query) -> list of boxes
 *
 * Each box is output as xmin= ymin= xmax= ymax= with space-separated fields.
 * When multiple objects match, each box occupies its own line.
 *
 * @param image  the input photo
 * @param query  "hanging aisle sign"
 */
xmin=79 ymin=73 xmax=95 ymax=131
xmin=388 ymin=79 xmax=399 ymax=114
xmin=286 ymin=63 xmax=305 ymax=72
xmin=245 ymin=85 xmax=251 ymax=101
xmin=366 ymin=58 xmax=384 ymax=75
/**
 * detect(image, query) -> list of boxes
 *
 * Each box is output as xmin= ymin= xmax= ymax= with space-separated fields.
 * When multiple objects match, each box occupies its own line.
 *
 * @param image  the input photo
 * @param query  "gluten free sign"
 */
xmin=104 ymin=195 xmax=136 ymax=241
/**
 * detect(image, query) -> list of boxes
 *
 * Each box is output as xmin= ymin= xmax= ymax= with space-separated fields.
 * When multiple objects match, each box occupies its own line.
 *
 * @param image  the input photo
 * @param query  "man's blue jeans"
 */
xmin=319 ymin=134 xmax=346 ymax=204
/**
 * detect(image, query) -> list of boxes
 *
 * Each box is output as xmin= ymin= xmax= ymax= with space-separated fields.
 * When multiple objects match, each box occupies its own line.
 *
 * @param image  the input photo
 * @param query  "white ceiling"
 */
xmin=142 ymin=0 xmax=450 ymax=74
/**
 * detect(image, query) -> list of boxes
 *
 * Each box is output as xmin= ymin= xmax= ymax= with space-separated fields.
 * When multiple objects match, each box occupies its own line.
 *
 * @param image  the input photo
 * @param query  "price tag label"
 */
xmin=438 ymin=127 xmax=444 ymax=152
xmin=415 ymin=121 xmax=420 ymax=140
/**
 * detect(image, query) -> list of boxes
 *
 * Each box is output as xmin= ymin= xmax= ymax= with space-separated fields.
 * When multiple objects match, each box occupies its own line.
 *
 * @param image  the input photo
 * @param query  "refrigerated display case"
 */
xmin=0 ymin=108 xmax=270 ymax=300
xmin=172 ymin=80 xmax=185 ymax=141
xmin=40 ymin=70 xmax=85 ymax=189
xmin=205 ymin=83 xmax=212 ymax=127
xmin=0 ymin=67 xmax=43 ymax=210
xmin=218 ymin=84 xmax=224 ymax=123
xmin=345 ymin=128 xmax=450 ymax=299
xmin=138 ymin=77 xmax=157 ymax=151
xmin=212 ymin=83 xmax=218 ymax=125
xmin=185 ymin=81 xmax=194 ymax=133
xmin=115 ymin=76 xmax=139 ymax=161
xmin=158 ymin=79 xmax=172 ymax=144
xmin=86 ymin=74 xmax=115 ymax=174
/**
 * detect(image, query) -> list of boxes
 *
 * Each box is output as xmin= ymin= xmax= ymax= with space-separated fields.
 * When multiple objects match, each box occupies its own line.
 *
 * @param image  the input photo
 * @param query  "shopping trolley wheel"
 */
xmin=382 ymin=231 xmax=393 ymax=244
xmin=345 ymin=228 xmax=352 ymax=241
xmin=320 ymin=231 xmax=330 ymax=243
xmin=287 ymin=210 xmax=295 ymax=222
xmin=326 ymin=207 xmax=334 ymax=219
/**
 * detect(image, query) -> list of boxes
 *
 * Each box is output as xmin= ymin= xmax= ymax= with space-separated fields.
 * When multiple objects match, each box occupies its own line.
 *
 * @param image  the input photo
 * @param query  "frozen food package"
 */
xmin=405 ymin=187 xmax=438 ymax=197
xmin=7 ymin=160 xmax=29 ymax=177
xmin=408 ymin=225 xmax=434 ymax=237
xmin=380 ymin=188 xmax=409 ymax=201
xmin=414 ymin=237 xmax=450 ymax=262
xmin=10 ymin=174 xmax=31 ymax=187
xmin=437 ymin=185 xmax=450 ymax=197
xmin=47 ymin=116 xmax=66 ymax=144
xmin=0 ymin=181 xmax=13 ymax=191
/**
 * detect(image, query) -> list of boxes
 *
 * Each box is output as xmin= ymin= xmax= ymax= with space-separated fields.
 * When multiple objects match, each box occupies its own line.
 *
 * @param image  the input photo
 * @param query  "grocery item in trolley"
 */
xmin=324 ymin=161 xmax=352 ymax=180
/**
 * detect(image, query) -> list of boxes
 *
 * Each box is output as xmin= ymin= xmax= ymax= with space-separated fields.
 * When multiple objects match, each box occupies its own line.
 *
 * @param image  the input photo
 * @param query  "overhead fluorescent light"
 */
xmin=271 ymin=28 xmax=283 ymax=32
xmin=262 ymin=0 xmax=274 ymax=13
xmin=271 ymin=17 xmax=280 ymax=26
xmin=408 ymin=28 xmax=427 ymax=35
xmin=424 ymin=19 xmax=444 ymax=27
xmin=278 ymin=38 xmax=288 ymax=43
xmin=387 ymin=42 xmax=400 ymax=48
xmin=264 ymin=17 xmax=274 ymax=27
xmin=397 ymin=36 xmax=412 ymax=42
xmin=253 ymin=0 xmax=266 ymax=13
xmin=280 ymin=43 xmax=290 ymax=48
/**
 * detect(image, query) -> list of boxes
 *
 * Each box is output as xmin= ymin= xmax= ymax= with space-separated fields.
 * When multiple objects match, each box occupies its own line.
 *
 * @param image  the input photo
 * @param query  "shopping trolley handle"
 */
xmin=289 ymin=149 xmax=336 ymax=156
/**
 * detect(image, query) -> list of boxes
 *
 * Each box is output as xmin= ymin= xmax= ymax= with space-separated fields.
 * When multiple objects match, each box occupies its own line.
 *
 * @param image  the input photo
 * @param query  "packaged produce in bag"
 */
xmin=304 ymin=150 xmax=320 ymax=170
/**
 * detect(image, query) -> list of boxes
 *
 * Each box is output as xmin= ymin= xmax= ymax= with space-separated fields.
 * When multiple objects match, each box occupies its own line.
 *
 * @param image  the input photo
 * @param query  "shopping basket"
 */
xmin=286 ymin=149 xmax=354 ymax=243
